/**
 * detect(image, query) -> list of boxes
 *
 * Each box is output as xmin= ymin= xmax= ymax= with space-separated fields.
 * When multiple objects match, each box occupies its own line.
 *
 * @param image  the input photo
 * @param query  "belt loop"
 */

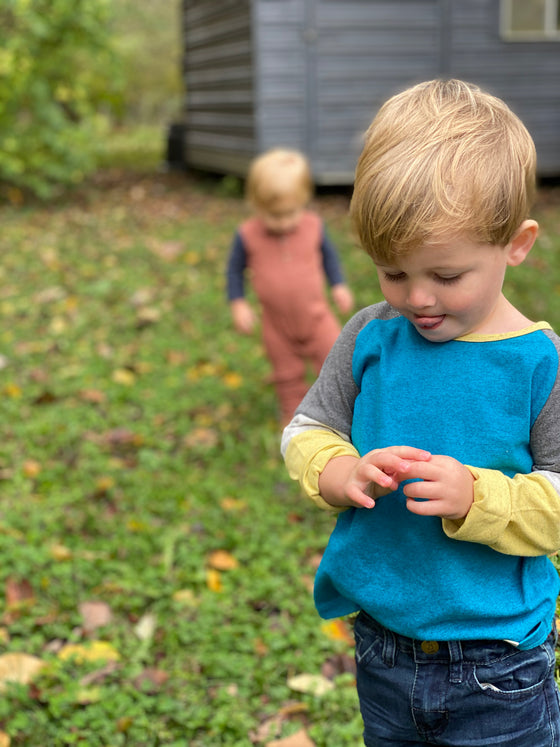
xmin=381 ymin=626 xmax=397 ymax=668
xmin=447 ymin=640 xmax=463 ymax=683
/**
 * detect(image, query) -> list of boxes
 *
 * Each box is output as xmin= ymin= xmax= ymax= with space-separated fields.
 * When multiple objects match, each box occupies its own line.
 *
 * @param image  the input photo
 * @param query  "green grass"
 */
xmin=0 ymin=167 xmax=559 ymax=745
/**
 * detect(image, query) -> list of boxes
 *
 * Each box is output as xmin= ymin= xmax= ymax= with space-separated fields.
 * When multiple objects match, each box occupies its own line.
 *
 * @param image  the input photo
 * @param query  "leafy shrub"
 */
xmin=0 ymin=0 xmax=122 ymax=199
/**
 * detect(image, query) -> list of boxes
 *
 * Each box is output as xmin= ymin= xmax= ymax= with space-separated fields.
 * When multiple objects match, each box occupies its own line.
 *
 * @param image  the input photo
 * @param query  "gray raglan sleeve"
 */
xmin=281 ymin=301 xmax=398 ymax=455
xmin=531 ymin=329 xmax=560 ymax=492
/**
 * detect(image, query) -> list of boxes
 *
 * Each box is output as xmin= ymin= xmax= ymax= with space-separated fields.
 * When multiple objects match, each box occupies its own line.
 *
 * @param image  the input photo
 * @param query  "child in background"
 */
xmin=282 ymin=80 xmax=560 ymax=746
xmin=226 ymin=148 xmax=354 ymax=425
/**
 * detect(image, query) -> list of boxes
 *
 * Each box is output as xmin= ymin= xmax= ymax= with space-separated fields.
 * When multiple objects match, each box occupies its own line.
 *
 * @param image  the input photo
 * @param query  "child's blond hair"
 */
xmin=246 ymin=148 xmax=313 ymax=210
xmin=350 ymin=79 xmax=537 ymax=263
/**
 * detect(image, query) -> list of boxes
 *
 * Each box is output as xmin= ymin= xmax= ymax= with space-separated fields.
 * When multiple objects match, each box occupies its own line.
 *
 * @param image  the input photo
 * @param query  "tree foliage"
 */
xmin=0 ymin=0 xmax=122 ymax=198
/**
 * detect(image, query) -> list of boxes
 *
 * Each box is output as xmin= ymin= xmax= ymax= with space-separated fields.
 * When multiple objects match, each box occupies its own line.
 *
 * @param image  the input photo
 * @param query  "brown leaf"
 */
xmin=208 ymin=550 xmax=239 ymax=571
xmin=321 ymin=652 xmax=356 ymax=680
xmin=79 ymin=661 xmax=120 ymax=687
xmin=22 ymin=460 xmax=41 ymax=478
xmin=267 ymin=729 xmax=316 ymax=747
xmin=133 ymin=667 xmax=169 ymax=693
xmin=147 ymin=239 xmax=183 ymax=261
xmin=79 ymin=601 xmax=112 ymax=633
xmin=5 ymin=578 xmax=34 ymax=608
xmin=80 ymin=389 xmax=107 ymax=404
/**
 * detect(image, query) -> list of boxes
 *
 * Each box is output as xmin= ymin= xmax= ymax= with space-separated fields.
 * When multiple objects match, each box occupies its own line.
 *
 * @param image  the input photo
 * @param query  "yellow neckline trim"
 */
xmin=455 ymin=321 xmax=552 ymax=342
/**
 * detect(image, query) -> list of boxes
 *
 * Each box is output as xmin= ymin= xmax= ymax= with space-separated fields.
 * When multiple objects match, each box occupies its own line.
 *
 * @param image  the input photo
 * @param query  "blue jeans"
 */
xmin=353 ymin=612 xmax=560 ymax=746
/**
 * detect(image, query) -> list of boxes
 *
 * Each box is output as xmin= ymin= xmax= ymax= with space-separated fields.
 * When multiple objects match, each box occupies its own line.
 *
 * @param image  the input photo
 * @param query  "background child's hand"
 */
xmin=331 ymin=283 xmax=354 ymax=315
xmin=230 ymin=298 xmax=257 ymax=334
xmin=401 ymin=454 xmax=474 ymax=519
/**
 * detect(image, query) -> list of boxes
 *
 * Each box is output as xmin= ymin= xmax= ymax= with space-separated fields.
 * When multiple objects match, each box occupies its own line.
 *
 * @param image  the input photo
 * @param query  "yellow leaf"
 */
xmin=0 ymin=730 xmax=10 ymax=747
xmin=58 ymin=641 xmax=120 ymax=664
xmin=287 ymin=673 xmax=335 ymax=696
xmin=50 ymin=544 xmax=73 ymax=561
xmin=75 ymin=687 xmax=102 ymax=704
xmin=206 ymin=569 xmax=223 ymax=592
xmin=4 ymin=383 xmax=21 ymax=398
xmin=0 ymin=653 xmax=45 ymax=692
xmin=321 ymin=619 xmax=355 ymax=646
xmin=220 ymin=496 xmax=247 ymax=512
xmin=223 ymin=371 xmax=243 ymax=389
xmin=208 ymin=550 xmax=239 ymax=571
xmin=172 ymin=589 xmax=199 ymax=606
xmin=112 ymin=368 xmax=136 ymax=385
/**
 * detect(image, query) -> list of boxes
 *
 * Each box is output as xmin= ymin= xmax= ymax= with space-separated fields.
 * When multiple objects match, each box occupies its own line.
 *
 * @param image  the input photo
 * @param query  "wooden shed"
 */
xmin=168 ymin=0 xmax=560 ymax=183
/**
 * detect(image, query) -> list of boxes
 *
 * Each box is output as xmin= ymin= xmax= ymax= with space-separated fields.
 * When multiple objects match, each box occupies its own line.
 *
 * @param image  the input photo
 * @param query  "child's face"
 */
xmin=257 ymin=194 xmax=305 ymax=235
xmin=374 ymin=235 xmax=514 ymax=342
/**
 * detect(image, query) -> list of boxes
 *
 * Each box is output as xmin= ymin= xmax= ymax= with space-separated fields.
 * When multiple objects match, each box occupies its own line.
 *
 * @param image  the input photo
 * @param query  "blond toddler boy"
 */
xmin=282 ymin=79 xmax=560 ymax=746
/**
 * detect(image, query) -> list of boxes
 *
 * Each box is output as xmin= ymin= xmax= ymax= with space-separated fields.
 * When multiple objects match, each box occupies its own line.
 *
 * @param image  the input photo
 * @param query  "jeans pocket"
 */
xmin=473 ymin=640 xmax=555 ymax=702
xmin=353 ymin=614 xmax=384 ymax=668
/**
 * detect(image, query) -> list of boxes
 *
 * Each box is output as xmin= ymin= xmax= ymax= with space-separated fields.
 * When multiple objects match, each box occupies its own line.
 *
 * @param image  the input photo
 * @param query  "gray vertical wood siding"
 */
xmin=179 ymin=0 xmax=560 ymax=182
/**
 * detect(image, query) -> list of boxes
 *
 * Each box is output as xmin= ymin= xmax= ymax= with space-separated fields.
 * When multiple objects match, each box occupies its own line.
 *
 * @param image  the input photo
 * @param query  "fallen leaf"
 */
xmin=5 ymin=578 xmax=34 ymax=608
xmin=112 ymin=368 xmax=136 ymax=385
xmin=133 ymin=667 xmax=169 ymax=693
xmin=208 ymin=550 xmax=239 ymax=571
xmin=183 ymin=427 xmax=219 ymax=450
xmin=220 ymin=496 xmax=247 ymax=512
xmin=287 ymin=673 xmax=335 ymax=697
xmin=134 ymin=613 xmax=156 ymax=642
xmin=320 ymin=619 xmax=355 ymax=646
xmin=0 ymin=653 xmax=45 ymax=692
xmin=136 ymin=306 xmax=161 ymax=327
xmin=321 ymin=653 xmax=356 ymax=680
xmin=147 ymin=239 xmax=183 ymax=261
xmin=74 ymin=686 xmax=102 ymax=704
xmin=222 ymin=371 xmax=242 ymax=389
xmin=58 ymin=641 xmax=120 ymax=663
xmin=79 ymin=661 xmax=120 ymax=686
xmin=50 ymin=544 xmax=73 ymax=561
xmin=266 ymin=728 xmax=316 ymax=747
xmin=206 ymin=569 xmax=222 ymax=592
xmin=172 ymin=589 xmax=199 ymax=607
xmin=80 ymin=389 xmax=107 ymax=404
xmin=79 ymin=601 xmax=112 ymax=633
xmin=22 ymin=460 xmax=41 ymax=478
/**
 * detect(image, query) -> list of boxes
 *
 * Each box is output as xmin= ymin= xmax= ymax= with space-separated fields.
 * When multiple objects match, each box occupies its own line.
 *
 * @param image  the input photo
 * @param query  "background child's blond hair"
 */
xmin=246 ymin=148 xmax=313 ymax=210
xmin=350 ymin=79 xmax=537 ymax=262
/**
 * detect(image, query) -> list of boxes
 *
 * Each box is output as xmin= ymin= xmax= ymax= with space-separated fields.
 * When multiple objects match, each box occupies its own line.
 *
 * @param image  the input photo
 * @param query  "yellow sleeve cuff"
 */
xmin=285 ymin=429 xmax=360 ymax=511
xmin=443 ymin=467 xmax=560 ymax=556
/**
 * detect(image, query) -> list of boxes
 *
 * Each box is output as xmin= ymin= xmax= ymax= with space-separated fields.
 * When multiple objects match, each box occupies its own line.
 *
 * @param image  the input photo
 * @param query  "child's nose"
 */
xmin=406 ymin=283 xmax=436 ymax=309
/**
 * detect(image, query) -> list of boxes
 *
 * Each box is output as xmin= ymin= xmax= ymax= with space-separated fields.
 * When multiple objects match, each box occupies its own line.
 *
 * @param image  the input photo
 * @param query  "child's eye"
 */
xmin=435 ymin=274 xmax=462 ymax=285
xmin=383 ymin=272 xmax=407 ymax=282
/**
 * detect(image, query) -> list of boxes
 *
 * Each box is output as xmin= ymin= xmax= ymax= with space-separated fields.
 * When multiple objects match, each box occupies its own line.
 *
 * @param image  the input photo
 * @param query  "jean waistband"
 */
xmin=356 ymin=611 xmax=536 ymax=671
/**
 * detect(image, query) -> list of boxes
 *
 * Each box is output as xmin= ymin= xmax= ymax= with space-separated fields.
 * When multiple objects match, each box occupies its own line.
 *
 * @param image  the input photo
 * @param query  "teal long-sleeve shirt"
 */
xmin=282 ymin=302 xmax=560 ymax=649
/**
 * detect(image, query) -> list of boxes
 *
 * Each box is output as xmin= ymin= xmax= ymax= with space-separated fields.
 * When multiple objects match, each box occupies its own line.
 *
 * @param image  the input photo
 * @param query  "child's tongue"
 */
xmin=415 ymin=315 xmax=445 ymax=329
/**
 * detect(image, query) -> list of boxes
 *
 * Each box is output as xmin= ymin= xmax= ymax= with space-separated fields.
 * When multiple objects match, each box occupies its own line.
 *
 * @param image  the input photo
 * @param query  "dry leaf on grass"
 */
xmin=287 ymin=673 xmax=334 ymax=697
xmin=0 ymin=653 xmax=44 ymax=691
xmin=266 ymin=728 xmax=316 ymax=747
xmin=79 ymin=600 xmax=112 ymax=632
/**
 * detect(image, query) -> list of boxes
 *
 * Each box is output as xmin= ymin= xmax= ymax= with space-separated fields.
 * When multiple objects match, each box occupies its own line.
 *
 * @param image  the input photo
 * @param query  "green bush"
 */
xmin=0 ymin=0 xmax=122 ymax=199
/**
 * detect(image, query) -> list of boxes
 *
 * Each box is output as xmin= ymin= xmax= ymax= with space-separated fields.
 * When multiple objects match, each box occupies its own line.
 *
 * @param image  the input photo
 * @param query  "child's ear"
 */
xmin=506 ymin=220 xmax=538 ymax=267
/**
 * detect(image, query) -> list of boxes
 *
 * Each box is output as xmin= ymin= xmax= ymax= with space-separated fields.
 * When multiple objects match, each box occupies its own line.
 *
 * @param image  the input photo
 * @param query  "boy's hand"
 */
xmin=319 ymin=446 xmax=431 ymax=509
xmin=230 ymin=298 xmax=257 ymax=334
xmin=402 ymin=454 xmax=474 ymax=520
xmin=331 ymin=283 xmax=354 ymax=315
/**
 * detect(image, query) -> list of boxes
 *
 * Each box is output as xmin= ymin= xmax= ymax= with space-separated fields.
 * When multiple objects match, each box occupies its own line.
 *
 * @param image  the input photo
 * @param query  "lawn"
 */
xmin=0 ymin=165 xmax=559 ymax=746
